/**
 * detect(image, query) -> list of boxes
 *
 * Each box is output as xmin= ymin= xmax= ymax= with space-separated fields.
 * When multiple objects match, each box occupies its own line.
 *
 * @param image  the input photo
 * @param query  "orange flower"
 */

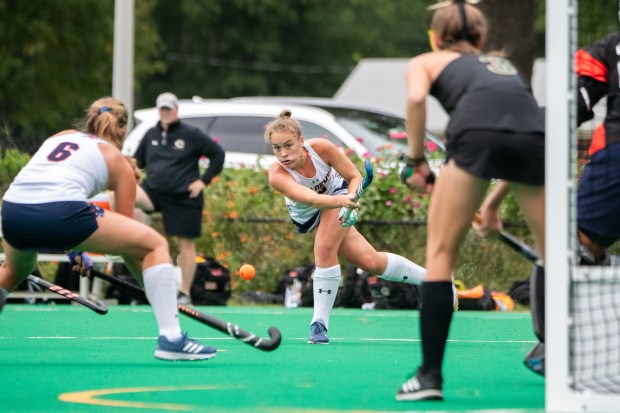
xmin=211 ymin=232 xmax=220 ymax=238
xmin=229 ymin=211 xmax=238 ymax=219
xmin=248 ymin=187 xmax=258 ymax=195
xmin=216 ymin=251 xmax=229 ymax=261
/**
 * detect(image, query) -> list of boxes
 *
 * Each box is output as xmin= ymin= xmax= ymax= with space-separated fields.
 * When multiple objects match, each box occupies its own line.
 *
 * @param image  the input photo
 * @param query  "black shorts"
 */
xmin=1 ymin=200 xmax=102 ymax=252
xmin=141 ymin=182 xmax=203 ymax=239
xmin=446 ymin=129 xmax=545 ymax=185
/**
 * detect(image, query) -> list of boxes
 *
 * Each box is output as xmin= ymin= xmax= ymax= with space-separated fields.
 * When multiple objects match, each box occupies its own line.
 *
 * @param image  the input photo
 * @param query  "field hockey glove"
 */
xmin=338 ymin=207 xmax=358 ymax=227
xmin=68 ymin=251 xmax=94 ymax=276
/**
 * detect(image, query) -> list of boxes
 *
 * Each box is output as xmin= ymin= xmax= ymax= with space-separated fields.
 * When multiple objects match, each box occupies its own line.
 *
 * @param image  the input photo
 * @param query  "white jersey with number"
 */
xmin=279 ymin=143 xmax=348 ymax=232
xmin=3 ymin=132 xmax=110 ymax=204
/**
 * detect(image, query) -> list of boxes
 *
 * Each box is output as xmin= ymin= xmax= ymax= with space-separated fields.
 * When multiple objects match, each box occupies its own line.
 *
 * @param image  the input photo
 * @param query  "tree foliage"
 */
xmin=139 ymin=0 xmax=430 ymax=107
xmin=0 ymin=0 xmax=160 ymax=149
xmin=1 ymin=0 xmax=551 ymax=149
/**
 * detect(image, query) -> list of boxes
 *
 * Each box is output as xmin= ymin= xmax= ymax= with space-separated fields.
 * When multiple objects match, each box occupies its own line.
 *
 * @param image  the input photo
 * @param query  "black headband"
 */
xmin=454 ymin=0 xmax=477 ymax=46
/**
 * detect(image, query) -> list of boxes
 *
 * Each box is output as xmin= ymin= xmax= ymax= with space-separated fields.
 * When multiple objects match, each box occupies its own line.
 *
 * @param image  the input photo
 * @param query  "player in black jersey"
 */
xmin=397 ymin=0 xmax=545 ymax=401
xmin=575 ymin=31 xmax=620 ymax=264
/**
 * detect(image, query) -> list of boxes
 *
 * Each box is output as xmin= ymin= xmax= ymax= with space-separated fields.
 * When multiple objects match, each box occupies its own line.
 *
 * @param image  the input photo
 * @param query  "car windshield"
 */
xmin=315 ymin=106 xmax=446 ymax=163
xmin=313 ymin=107 xmax=407 ymax=157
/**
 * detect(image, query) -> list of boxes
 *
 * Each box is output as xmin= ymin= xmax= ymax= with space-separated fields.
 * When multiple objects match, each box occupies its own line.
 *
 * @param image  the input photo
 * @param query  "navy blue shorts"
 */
xmin=577 ymin=143 xmax=620 ymax=247
xmin=1 ymin=200 xmax=102 ymax=252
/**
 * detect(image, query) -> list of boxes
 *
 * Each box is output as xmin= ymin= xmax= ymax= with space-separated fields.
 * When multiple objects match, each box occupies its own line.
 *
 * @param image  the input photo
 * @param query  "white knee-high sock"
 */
xmin=143 ymin=263 xmax=182 ymax=341
xmin=380 ymin=253 xmax=426 ymax=285
xmin=311 ymin=264 xmax=341 ymax=330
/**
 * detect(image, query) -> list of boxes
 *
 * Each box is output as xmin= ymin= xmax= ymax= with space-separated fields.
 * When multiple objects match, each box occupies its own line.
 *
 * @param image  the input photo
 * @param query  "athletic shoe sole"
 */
xmin=307 ymin=339 xmax=329 ymax=344
xmin=154 ymin=350 xmax=217 ymax=361
xmin=395 ymin=389 xmax=443 ymax=401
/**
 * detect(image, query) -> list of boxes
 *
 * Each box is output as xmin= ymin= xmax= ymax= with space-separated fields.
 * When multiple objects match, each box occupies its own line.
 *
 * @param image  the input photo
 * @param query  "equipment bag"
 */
xmin=190 ymin=257 xmax=231 ymax=306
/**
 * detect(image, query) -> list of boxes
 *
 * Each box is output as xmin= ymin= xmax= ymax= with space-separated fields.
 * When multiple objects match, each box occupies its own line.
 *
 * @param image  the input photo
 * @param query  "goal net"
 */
xmin=546 ymin=0 xmax=620 ymax=411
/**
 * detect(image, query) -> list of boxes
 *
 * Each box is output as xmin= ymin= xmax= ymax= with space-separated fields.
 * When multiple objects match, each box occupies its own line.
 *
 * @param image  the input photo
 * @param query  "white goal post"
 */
xmin=546 ymin=0 xmax=620 ymax=411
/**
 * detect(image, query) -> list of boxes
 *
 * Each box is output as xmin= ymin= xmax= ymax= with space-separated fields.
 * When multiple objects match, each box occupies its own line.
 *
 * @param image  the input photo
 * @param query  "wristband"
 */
xmin=405 ymin=155 xmax=427 ymax=167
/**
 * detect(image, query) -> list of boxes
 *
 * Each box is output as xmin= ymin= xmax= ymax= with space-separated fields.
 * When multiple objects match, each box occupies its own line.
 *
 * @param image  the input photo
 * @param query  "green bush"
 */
xmin=0 ymin=149 xmax=31 ymax=197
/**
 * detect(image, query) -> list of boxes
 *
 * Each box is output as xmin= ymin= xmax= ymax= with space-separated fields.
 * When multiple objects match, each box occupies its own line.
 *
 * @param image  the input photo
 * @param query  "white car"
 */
xmin=123 ymin=98 xmax=445 ymax=170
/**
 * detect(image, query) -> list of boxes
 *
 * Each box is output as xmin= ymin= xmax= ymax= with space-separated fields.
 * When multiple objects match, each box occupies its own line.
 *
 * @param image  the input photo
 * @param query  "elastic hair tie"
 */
xmin=99 ymin=106 xmax=111 ymax=114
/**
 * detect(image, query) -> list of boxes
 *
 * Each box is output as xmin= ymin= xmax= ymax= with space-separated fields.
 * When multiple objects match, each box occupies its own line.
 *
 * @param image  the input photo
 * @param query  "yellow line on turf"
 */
xmin=58 ymin=385 xmax=243 ymax=410
xmin=59 ymin=384 xmax=545 ymax=413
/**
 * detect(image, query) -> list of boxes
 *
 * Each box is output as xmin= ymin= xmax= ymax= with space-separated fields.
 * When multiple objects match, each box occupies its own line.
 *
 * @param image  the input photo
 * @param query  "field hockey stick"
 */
xmin=88 ymin=269 xmax=282 ymax=351
xmin=342 ymin=160 xmax=374 ymax=221
xmin=473 ymin=215 xmax=542 ymax=267
xmin=26 ymin=275 xmax=109 ymax=315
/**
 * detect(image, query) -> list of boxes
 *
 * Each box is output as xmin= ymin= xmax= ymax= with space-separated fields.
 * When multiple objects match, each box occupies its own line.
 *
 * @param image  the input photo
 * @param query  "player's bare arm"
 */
xmin=268 ymin=163 xmax=352 ymax=210
xmin=99 ymin=143 xmax=137 ymax=217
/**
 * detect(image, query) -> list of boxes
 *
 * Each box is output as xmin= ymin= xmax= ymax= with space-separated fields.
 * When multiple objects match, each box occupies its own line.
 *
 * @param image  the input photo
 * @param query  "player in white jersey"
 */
xmin=0 ymin=97 xmax=216 ymax=361
xmin=282 ymin=143 xmax=349 ymax=234
xmin=265 ymin=109 xmax=428 ymax=344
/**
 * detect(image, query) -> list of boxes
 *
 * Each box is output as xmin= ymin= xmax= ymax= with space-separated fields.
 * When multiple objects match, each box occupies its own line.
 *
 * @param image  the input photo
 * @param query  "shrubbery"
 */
xmin=192 ymin=151 xmax=534 ymax=297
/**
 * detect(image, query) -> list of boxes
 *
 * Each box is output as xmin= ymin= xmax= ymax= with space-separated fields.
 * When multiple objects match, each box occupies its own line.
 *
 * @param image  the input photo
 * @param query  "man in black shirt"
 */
xmin=134 ymin=92 xmax=225 ymax=304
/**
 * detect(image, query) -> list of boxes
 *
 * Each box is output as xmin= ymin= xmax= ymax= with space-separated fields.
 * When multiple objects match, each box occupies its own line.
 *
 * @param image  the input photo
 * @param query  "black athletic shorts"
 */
xmin=446 ymin=129 xmax=545 ymax=185
xmin=141 ymin=182 xmax=204 ymax=239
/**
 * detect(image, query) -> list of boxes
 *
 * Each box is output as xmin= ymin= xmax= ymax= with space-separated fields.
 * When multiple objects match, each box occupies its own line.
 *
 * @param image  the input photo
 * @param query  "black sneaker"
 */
xmin=524 ymin=342 xmax=545 ymax=376
xmin=396 ymin=370 xmax=443 ymax=401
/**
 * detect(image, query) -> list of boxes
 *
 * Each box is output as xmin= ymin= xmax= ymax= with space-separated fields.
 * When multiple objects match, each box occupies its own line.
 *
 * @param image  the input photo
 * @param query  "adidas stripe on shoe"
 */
xmin=396 ymin=371 xmax=443 ymax=401
xmin=155 ymin=332 xmax=217 ymax=361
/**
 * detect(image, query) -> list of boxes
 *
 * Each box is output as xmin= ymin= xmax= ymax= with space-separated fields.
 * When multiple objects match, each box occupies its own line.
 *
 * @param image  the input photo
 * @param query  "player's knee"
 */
xmin=314 ymin=244 xmax=338 ymax=262
xmin=152 ymin=233 xmax=170 ymax=255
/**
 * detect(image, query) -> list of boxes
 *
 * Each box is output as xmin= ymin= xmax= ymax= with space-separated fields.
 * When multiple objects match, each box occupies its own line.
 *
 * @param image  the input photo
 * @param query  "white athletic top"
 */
xmin=279 ymin=144 xmax=348 ymax=232
xmin=3 ymin=132 xmax=110 ymax=204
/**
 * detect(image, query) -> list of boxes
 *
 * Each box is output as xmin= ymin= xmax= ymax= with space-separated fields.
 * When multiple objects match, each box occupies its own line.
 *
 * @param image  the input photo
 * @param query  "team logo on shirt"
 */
xmin=174 ymin=139 xmax=185 ymax=150
xmin=479 ymin=55 xmax=517 ymax=76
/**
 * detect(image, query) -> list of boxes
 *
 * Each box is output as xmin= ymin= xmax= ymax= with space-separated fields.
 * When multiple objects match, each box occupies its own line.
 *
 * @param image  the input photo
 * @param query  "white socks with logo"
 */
xmin=311 ymin=264 xmax=341 ymax=330
xmin=380 ymin=252 xmax=426 ymax=285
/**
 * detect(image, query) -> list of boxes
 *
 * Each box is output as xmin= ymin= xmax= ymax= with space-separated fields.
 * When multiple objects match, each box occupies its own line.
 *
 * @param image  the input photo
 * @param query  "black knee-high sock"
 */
xmin=419 ymin=281 xmax=454 ymax=377
xmin=530 ymin=266 xmax=545 ymax=343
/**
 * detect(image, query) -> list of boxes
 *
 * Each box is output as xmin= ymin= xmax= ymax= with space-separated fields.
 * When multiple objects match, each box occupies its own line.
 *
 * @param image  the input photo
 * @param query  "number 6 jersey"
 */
xmin=3 ymin=131 xmax=110 ymax=204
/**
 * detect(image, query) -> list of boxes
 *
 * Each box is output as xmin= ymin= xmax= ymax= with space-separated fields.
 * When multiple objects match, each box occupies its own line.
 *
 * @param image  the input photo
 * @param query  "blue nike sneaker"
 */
xmin=154 ymin=332 xmax=217 ymax=361
xmin=308 ymin=320 xmax=329 ymax=344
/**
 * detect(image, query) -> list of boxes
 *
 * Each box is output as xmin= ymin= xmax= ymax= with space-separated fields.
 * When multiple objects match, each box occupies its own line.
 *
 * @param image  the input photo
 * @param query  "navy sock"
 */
xmin=419 ymin=281 xmax=454 ymax=378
